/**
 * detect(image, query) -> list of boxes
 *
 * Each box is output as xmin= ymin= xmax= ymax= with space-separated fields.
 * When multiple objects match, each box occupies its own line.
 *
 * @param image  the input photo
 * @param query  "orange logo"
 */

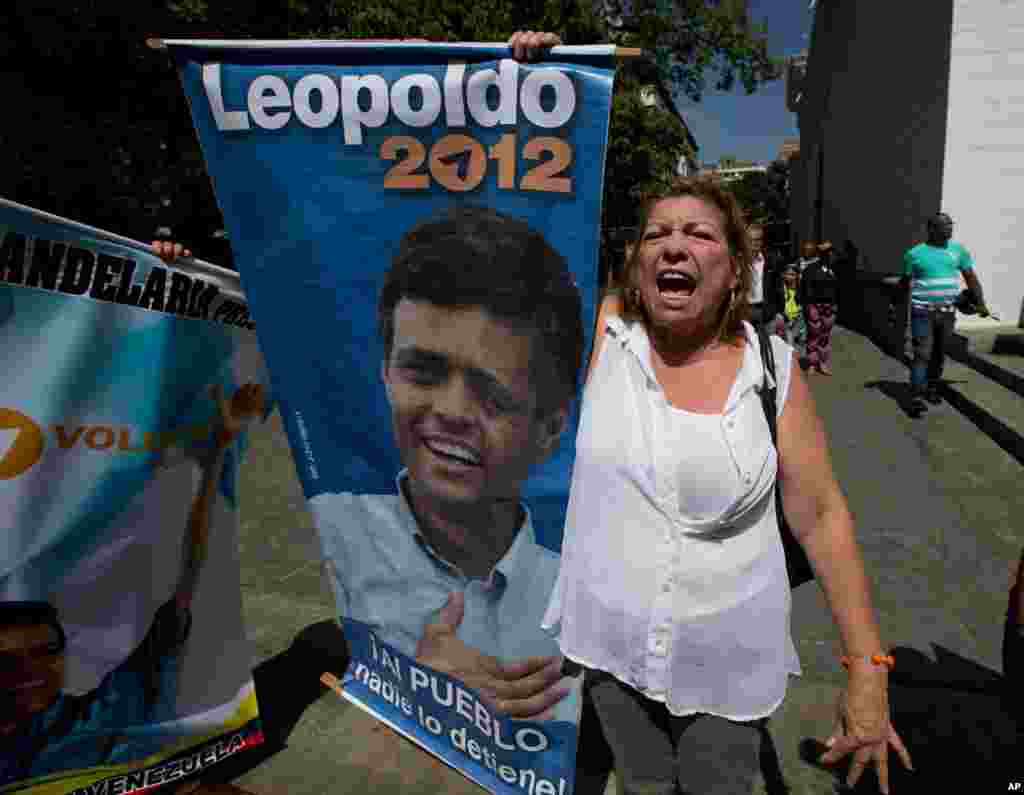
xmin=0 ymin=408 xmax=45 ymax=479
xmin=0 ymin=409 xmax=212 ymax=480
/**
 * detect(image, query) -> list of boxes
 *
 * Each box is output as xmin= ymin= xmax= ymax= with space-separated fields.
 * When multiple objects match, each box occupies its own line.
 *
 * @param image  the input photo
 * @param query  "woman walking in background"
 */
xmin=801 ymin=241 xmax=840 ymax=375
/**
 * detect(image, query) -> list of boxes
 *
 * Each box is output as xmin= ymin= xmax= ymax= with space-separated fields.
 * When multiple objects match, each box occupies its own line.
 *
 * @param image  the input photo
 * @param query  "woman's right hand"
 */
xmin=508 ymin=31 xmax=563 ymax=62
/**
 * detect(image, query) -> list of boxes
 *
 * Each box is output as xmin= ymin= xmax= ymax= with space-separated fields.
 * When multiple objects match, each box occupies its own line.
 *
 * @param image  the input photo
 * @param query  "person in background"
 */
xmin=900 ymin=212 xmax=989 ymax=417
xmin=795 ymin=240 xmax=819 ymax=274
xmin=801 ymin=241 xmax=840 ymax=376
xmin=759 ymin=238 xmax=787 ymax=338
xmin=775 ymin=265 xmax=807 ymax=357
xmin=746 ymin=224 xmax=768 ymax=328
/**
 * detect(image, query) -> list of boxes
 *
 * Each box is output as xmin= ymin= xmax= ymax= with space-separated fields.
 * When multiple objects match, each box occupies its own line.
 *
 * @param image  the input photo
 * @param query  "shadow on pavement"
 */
xmin=758 ymin=727 xmax=788 ymax=795
xmin=940 ymin=381 xmax=1024 ymax=467
xmin=864 ymin=379 xmax=969 ymax=419
xmin=201 ymin=624 xmax=1023 ymax=794
xmin=573 ymin=692 xmax=614 ymax=795
xmin=798 ymin=645 xmax=1021 ymax=793
xmin=193 ymin=621 xmax=352 ymax=791
xmin=864 ymin=379 xmax=920 ymax=418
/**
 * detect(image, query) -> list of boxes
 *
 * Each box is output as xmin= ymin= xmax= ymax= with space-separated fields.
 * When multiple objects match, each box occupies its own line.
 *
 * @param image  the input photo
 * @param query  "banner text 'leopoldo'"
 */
xmin=202 ymin=60 xmax=577 ymax=195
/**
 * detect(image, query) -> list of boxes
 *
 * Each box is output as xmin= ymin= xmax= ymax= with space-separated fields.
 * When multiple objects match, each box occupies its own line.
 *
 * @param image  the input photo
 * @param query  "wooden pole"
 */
xmin=320 ymin=672 xmax=344 ymax=697
xmin=147 ymin=38 xmax=643 ymax=58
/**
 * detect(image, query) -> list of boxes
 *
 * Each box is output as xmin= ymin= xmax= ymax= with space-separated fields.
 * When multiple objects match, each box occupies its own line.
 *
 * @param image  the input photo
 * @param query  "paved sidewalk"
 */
xmin=232 ymin=327 xmax=1023 ymax=795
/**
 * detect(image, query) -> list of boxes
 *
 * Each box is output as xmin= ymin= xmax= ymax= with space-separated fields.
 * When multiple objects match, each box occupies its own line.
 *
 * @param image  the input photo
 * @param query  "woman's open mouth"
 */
xmin=655 ymin=270 xmax=698 ymax=300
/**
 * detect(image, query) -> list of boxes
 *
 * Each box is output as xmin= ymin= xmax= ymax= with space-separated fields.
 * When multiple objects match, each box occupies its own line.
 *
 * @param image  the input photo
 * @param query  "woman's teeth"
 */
xmin=656 ymin=271 xmax=696 ymax=294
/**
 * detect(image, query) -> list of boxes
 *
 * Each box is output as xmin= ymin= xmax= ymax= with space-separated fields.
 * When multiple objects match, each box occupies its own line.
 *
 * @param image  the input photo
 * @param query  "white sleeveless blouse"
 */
xmin=544 ymin=318 xmax=802 ymax=720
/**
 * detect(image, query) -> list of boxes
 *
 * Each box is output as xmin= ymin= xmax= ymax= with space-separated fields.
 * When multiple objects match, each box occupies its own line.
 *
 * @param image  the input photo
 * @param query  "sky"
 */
xmin=675 ymin=0 xmax=812 ymax=166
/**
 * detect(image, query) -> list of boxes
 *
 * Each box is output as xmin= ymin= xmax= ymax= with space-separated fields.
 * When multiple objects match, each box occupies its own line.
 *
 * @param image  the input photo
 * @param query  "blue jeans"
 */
xmin=910 ymin=305 xmax=956 ymax=392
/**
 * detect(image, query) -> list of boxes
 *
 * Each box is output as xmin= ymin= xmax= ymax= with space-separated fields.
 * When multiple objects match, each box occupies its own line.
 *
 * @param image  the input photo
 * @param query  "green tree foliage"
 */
xmin=174 ymin=0 xmax=605 ymax=43
xmin=727 ymin=172 xmax=773 ymax=224
xmin=603 ymin=77 xmax=691 ymax=231
xmin=3 ymin=0 xmax=777 ymax=273
xmin=603 ymin=0 xmax=782 ymax=102
xmin=725 ymin=159 xmax=790 ymax=226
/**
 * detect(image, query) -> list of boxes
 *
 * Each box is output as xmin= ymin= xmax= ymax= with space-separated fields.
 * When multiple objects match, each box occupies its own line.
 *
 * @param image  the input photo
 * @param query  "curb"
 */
xmin=855 ymin=324 xmax=1024 ymax=464
xmin=950 ymin=333 xmax=1024 ymax=398
xmin=937 ymin=380 xmax=1024 ymax=466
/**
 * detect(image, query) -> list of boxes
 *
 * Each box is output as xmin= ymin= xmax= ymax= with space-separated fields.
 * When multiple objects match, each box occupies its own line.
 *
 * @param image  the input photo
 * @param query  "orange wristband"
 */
xmin=840 ymin=654 xmax=894 ymax=670
xmin=215 ymin=428 xmax=236 ymax=448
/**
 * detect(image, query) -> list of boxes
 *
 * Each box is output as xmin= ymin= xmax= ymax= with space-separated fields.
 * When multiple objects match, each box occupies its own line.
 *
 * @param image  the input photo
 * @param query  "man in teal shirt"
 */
xmin=901 ymin=213 xmax=989 ymax=416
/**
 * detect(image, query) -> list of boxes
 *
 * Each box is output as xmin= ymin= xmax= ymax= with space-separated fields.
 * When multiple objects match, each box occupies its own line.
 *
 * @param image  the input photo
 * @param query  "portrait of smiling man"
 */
xmin=312 ymin=205 xmax=585 ymax=723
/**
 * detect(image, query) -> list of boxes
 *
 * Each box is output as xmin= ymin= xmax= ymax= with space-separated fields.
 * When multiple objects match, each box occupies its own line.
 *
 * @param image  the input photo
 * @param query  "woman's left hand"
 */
xmin=818 ymin=668 xmax=913 ymax=793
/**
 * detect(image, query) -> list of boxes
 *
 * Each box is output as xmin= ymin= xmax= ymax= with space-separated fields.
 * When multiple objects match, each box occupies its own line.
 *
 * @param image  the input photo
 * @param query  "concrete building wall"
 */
xmin=941 ymin=1 xmax=1024 ymax=325
xmin=794 ymin=1 xmax=954 ymax=275
xmin=789 ymin=139 xmax=817 ymax=256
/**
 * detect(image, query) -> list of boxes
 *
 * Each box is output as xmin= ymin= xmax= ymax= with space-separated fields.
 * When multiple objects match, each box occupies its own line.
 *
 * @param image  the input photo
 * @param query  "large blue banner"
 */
xmin=0 ymin=200 xmax=268 ymax=794
xmin=167 ymin=40 xmax=614 ymax=794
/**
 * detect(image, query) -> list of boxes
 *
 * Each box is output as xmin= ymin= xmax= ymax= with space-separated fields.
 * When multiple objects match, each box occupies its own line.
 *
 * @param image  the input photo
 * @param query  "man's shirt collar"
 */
xmin=394 ymin=470 xmax=535 ymax=593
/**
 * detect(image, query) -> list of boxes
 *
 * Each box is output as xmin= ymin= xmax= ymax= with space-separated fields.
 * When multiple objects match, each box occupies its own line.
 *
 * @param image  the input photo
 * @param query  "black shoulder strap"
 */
xmin=756 ymin=325 xmax=779 ymax=445
xmin=755 ymin=326 xmax=815 ymax=589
